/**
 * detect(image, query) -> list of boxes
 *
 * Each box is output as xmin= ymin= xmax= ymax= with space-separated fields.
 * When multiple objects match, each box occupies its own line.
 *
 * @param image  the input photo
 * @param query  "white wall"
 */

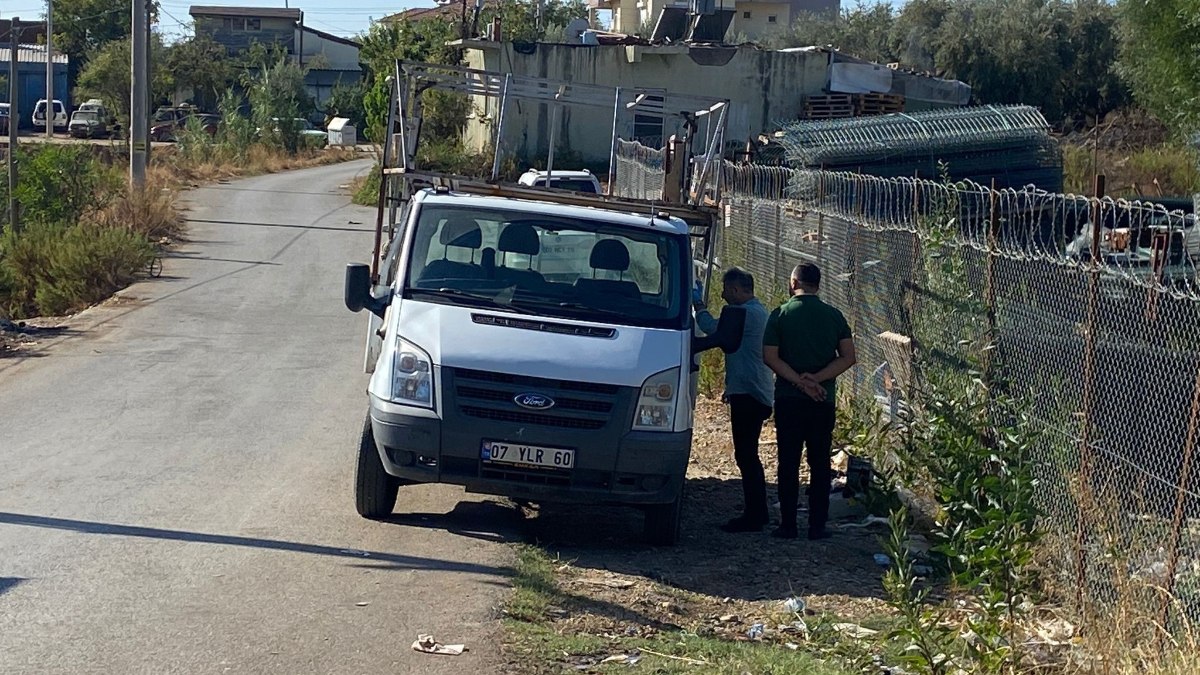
xmin=464 ymin=43 xmax=830 ymax=167
xmin=297 ymin=28 xmax=360 ymax=71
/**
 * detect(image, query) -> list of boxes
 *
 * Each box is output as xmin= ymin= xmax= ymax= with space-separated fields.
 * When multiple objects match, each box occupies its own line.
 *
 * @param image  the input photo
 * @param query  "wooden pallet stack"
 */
xmin=853 ymin=92 xmax=905 ymax=116
xmin=801 ymin=94 xmax=854 ymax=120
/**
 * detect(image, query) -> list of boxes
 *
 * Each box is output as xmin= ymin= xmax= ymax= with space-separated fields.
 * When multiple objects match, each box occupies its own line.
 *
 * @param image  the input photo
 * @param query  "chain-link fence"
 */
xmin=616 ymin=139 xmax=1200 ymax=630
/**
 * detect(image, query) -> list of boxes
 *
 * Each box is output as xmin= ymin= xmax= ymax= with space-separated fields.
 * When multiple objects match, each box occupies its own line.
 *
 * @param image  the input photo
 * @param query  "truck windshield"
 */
xmin=404 ymin=205 xmax=686 ymax=329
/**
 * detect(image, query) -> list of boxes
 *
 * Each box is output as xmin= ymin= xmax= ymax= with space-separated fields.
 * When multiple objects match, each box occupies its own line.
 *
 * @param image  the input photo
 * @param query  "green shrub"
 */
xmin=353 ymin=163 xmax=381 ymax=206
xmin=0 ymin=222 xmax=153 ymax=318
xmin=8 ymin=145 xmax=121 ymax=227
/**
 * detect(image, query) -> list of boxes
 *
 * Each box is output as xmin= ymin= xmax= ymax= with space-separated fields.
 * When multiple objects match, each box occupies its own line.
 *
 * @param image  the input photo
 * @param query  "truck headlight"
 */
xmin=633 ymin=368 xmax=679 ymax=431
xmin=392 ymin=338 xmax=434 ymax=408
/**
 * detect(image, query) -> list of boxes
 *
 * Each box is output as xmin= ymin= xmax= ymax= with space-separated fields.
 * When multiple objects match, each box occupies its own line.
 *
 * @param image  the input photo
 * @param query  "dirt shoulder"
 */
xmin=502 ymin=396 xmax=896 ymax=673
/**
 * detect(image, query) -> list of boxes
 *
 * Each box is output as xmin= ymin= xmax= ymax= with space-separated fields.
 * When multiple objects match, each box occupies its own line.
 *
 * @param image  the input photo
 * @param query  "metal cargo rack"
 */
xmin=369 ymin=60 xmax=731 ymax=292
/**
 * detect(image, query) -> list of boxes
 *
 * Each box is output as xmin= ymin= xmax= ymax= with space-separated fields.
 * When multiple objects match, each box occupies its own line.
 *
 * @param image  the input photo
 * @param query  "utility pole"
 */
xmin=7 ymin=17 xmax=21 ymax=231
xmin=130 ymin=0 xmax=148 ymax=187
xmin=144 ymin=0 xmax=152 ymax=165
xmin=45 ymin=0 xmax=52 ymax=139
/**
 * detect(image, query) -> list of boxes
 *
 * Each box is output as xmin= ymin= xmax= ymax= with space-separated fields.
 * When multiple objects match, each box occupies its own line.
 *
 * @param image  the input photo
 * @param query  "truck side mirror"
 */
xmin=344 ymin=263 xmax=389 ymax=318
xmin=693 ymin=305 xmax=746 ymax=355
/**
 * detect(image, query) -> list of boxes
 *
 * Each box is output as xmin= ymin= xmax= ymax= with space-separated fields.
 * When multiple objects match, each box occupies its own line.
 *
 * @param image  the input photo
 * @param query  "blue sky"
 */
xmin=3 ymin=0 xmax=907 ymax=42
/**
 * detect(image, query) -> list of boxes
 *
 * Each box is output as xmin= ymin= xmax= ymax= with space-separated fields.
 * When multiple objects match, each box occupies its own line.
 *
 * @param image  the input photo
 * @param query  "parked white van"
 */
xmin=33 ymin=99 xmax=67 ymax=131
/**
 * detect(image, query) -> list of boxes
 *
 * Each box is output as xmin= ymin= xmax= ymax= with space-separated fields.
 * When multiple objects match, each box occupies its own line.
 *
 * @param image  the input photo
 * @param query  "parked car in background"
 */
xmin=518 ymin=168 xmax=603 ymax=194
xmin=0 ymin=103 xmax=9 ymax=135
xmin=77 ymin=99 xmax=111 ymax=122
xmin=33 ymin=99 xmax=68 ymax=131
xmin=257 ymin=118 xmax=329 ymax=145
xmin=69 ymin=110 xmax=109 ymax=139
xmin=151 ymin=111 xmax=219 ymax=142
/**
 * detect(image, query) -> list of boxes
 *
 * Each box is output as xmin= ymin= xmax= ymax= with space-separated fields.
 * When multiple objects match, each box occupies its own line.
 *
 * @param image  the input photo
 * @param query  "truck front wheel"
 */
xmin=354 ymin=415 xmax=399 ymax=519
xmin=643 ymin=486 xmax=684 ymax=546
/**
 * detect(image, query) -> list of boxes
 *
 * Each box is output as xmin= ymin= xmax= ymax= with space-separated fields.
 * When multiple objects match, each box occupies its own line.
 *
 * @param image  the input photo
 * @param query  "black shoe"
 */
xmin=807 ymin=527 xmax=832 ymax=541
xmin=721 ymin=516 xmax=765 ymax=533
xmin=771 ymin=525 xmax=799 ymax=539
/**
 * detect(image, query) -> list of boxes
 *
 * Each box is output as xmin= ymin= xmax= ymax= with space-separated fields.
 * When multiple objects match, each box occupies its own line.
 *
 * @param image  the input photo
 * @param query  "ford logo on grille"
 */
xmin=514 ymin=393 xmax=555 ymax=410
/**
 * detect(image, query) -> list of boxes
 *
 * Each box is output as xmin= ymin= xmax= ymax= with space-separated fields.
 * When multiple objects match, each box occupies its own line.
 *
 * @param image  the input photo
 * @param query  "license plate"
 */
xmin=481 ymin=441 xmax=574 ymax=469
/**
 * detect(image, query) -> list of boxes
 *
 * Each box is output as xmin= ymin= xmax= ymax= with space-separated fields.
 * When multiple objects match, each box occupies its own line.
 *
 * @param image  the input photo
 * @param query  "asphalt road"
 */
xmin=0 ymin=161 xmax=514 ymax=674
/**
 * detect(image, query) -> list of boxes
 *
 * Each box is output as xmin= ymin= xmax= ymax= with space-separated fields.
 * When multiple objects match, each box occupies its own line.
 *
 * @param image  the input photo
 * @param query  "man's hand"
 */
xmin=792 ymin=377 xmax=826 ymax=401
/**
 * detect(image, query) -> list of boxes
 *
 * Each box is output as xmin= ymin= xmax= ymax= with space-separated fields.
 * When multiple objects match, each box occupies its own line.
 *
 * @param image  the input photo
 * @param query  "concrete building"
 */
xmin=0 ymin=45 xmax=70 ymax=130
xmin=590 ymin=0 xmax=838 ymax=41
xmin=459 ymin=40 xmax=968 ymax=167
xmin=189 ymin=6 xmax=362 ymax=108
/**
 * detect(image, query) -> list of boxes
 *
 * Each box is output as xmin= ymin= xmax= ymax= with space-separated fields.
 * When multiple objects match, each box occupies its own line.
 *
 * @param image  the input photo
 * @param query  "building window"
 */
xmin=742 ymin=10 xmax=751 ymax=18
xmin=768 ymin=15 xmax=777 ymax=22
xmin=246 ymin=18 xmax=261 ymax=30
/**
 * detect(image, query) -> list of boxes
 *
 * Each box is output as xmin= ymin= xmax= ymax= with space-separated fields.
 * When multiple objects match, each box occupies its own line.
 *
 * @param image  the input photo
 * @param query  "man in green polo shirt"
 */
xmin=762 ymin=262 xmax=857 ymax=540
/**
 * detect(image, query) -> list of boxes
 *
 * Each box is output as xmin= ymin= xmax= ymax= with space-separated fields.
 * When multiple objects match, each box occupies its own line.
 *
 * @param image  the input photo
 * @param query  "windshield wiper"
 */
xmin=511 ymin=297 xmax=633 ymax=320
xmin=407 ymin=287 xmax=517 ymax=312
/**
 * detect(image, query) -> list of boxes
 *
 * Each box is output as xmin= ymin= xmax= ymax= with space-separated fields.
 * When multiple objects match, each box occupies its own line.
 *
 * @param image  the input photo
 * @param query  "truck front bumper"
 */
xmin=369 ymin=399 xmax=690 ymax=506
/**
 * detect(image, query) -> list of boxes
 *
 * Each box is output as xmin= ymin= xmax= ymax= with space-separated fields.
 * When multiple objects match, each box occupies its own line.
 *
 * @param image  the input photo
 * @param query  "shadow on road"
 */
xmin=187 ymin=218 xmax=372 ymax=234
xmin=414 ymin=477 xmax=888 ymax=605
xmin=0 ymin=511 xmax=507 ymax=577
xmin=0 ymin=577 xmax=26 ymax=596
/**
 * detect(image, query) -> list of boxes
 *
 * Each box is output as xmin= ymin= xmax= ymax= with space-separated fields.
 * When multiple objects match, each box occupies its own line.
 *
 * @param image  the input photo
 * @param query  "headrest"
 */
xmin=589 ymin=239 xmax=630 ymax=272
xmin=438 ymin=217 xmax=482 ymax=249
xmin=498 ymin=224 xmax=540 ymax=256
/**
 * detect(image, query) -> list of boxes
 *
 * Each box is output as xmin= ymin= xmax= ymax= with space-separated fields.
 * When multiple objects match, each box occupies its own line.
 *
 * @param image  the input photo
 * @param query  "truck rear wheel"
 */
xmin=643 ymin=486 xmax=684 ymax=546
xmin=355 ymin=414 xmax=398 ymax=519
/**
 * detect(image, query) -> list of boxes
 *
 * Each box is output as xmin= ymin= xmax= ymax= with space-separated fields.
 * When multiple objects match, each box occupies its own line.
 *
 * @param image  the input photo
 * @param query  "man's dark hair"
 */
xmin=722 ymin=267 xmax=754 ymax=293
xmin=791 ymin=262 xmax=821 ymax=289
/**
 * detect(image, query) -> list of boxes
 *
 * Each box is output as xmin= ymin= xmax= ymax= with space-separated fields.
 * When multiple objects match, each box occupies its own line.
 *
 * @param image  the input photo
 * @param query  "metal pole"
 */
xmin=545 ymin=103 xmax=559 ymax=185
xmin=45 ymin=0 xmax=53 ymax=139
xmin=606 ymin=86 xmax=620 ymax=196
xmin=130 ymin=0 xmax=148 ymax=187
xmin=489 ymin=73 xmax=510 ymax=182
xmin=1075 ymin=173 xmax=1105 ymax=611
xmin=7 ymin=18 xmax=21 ymax=231
xmin=144 ymin=0 xmax=152 ymax=166
xmin=373 ymin=71 xmax=399 ymax=283
xmin=1161 ymin=367 xmax=1200 ymax=640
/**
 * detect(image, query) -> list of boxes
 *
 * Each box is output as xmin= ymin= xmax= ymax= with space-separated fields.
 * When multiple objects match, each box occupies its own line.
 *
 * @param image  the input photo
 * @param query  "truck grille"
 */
xmin=451 ymin=368 xmax=621 ymax=431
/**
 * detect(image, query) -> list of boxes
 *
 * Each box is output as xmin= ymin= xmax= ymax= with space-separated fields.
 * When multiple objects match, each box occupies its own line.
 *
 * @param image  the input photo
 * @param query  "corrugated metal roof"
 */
xmin=0 ymin=45 xmax=69 ymax=65
xmin=189 ymin=5 xmax=302 ymax=20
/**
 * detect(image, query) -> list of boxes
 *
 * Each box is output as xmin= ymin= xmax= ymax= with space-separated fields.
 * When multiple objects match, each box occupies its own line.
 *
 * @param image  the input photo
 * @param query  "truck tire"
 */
xmin=643 ymin=486 xmax=684 ymax=546
xmin=354 ymin=414 xmax=398 ymax=519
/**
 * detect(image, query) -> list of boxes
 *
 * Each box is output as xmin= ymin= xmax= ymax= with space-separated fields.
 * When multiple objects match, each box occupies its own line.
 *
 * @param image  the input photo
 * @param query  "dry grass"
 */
xmin=89 ymin=171 xmax=183 ymax=241
xmin=150 ymin=144 xmax=361 ymax=189
xmin=1062 ymin=143 xmax=1200 ymax=198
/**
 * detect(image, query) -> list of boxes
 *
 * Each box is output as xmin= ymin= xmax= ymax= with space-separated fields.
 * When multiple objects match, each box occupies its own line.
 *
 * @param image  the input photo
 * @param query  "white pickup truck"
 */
xmin=343 ymin=60 xmax=736 ymax=544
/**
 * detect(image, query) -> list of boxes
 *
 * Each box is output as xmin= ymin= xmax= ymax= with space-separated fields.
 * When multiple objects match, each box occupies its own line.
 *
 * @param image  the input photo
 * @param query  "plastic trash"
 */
xmin=783 ymin=597 xmax=806 ymax=614
xmin=411 ymin=634 xmax=466 ymax=656
xmin=747 ymin=622 xmax=765 ymax=640
xmin=873 ymin=553 xmax=891 ymax=567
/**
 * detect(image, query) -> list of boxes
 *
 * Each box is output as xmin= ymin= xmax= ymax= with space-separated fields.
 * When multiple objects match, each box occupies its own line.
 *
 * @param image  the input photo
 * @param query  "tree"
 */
xmin=1117 ymin=0 xmax=1200 ymax=137
xmin=776 ymin=1 xmax=897 ymax=64
xmin=246 ymin=59 xmax=313 ymax=152
xmin=75 ymin=34 xmax=172 ymax=125
xmin=163 ymin=34 xmax=236 ymax=110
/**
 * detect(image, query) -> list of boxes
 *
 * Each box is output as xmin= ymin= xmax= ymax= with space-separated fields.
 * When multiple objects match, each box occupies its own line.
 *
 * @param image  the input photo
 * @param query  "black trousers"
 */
xmin=774 ymin=396 xmax=837 ymax=531
xmin=728 ymin=394 xmax=773 ymax=523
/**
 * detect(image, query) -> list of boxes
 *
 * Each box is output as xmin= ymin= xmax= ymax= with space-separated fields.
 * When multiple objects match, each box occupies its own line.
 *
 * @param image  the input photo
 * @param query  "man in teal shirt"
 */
xmin=695 ymin=267 xmax=776 ymax=533
xmin=763 ymin=263 xmax=857 ymax=540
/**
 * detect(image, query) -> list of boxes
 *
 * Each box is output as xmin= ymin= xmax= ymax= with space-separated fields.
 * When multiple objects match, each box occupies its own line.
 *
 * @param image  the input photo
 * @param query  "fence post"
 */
xmin=852 ymin=173 xmax=865 ymax=402
xmin=983 ymin=179 xmax=1000 ymax=389
xmin=773 ymin=203 xmax=784 ymax=285
xmin=816 ymin=171 xmax=826 ymax=272
xmin=1075 ymin=174 xmax=1105 ymax=611
xmin=1161 ymin=367 xmax=1200 ymax=641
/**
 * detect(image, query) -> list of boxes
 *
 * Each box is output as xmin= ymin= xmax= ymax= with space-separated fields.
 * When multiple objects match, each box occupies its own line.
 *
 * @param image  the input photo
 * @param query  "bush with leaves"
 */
xmin=0 ymin=222 xmax=153 ymax=318
xmin=5 ymin=145 xmax=122 ymax=228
